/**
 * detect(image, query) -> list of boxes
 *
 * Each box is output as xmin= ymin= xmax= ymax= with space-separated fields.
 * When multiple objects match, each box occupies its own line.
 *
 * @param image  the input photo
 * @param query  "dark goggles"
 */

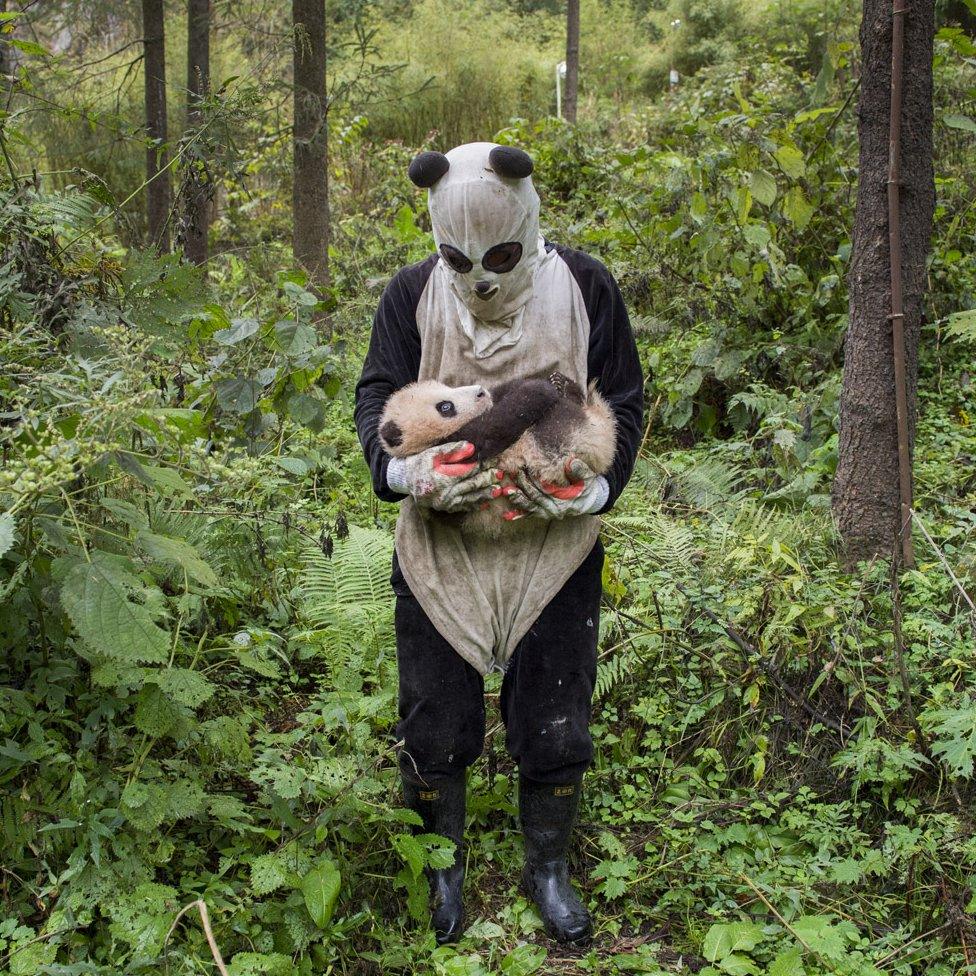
xmin=439 ymin=241 xmax=523 ymax=275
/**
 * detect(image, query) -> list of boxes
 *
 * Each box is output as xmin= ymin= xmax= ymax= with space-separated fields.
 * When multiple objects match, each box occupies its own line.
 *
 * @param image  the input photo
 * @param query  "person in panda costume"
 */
xmin=355 ymin=142 xmax=643 ymax=945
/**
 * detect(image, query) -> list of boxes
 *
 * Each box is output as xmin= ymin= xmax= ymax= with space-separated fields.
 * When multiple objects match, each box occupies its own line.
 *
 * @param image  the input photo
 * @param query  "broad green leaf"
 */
xmin=773 ymin=144 xmax=806 ymax=180
xmin=783 ymin=186 xmax=815 ymax=230
xmin=396 ymin=865 xmax=428 ymax=922
xmin=702 ymin=921 xmax=765 ymax=961
xmin=500 ymin=943 xmax=548 ymax=975
xmin=466 ymin=920 xmax=506 ymax=939
xmin=288 ymin=392 xmax=328 ymax=431
xmin=154 ymin=668 xmax=215 ymax=707
xmin=214 ymin=317 xmax=260 ymax=345
xmin=133 ymin=684 xmax=182 ymax=738
xmin=790 ymin=916 xmax=848 ymax=960
xmin=142 ymin=464 xmax=193 ymax=499
xmin=9 ymin=938 xmax=57 ymax=974
xmin=394 ymin=203 xmax=424 ymax=242
xmin=216 ymin=376 xmax=264 ymax=414
xmin=743 ymin=223 xmax=771 ymax=250
xmin=690 ymin=191 xmax=708 ymax=223
xmin=943 ymin=113 xmax=976 ymax=133
xmin=749 ymin=170 xmax=777 ymax=207
xmin=9 ymin=37 xmax=49 ymax=57
xmin=418 ymin=832 xmax=457 ymax=870
xmin=228 ymin=952 xmax=293 ymax=976
xmin=733 ymin=186 xmax=753 ymax=224
xmin=274 ymin=319 xmax=317 ymax=357
xmin=302 ymin=860 xmax=341 ymax=928
xmin=251 ymin=761 xmax=305 ymax=799
xmin=830 ymin=858 xmax=862 ymax=883
xmin=122 ymin=782 xmax=169 ymax=830
xmin=794 ymin=106 xmax=840 ymax=124
xmin=393 ymin=833 xmax=426 ymax=879
xmin=769 ymin=947 xmax=805 ymax=976
xmin=60 ymin=553 xmax=171 ymax=663
xmin=718 ymin=953 xmax=759 ymax=976
xmin=275 ymin=456 xmax=309 ymax=476
xmin=250 ymin=852 xmax=291 ymax=896
xmin=101 ymin=497 xmax=150 ymax=530
xmin=136 ymin=530 xmax=218 ymax=588
xmin=121 ymin=781 xmax=150 ymax=809
xmin=0 ymin=512 xmax=15 ymax=559
xmin=283 ymin=280 xmax=320 ymax=306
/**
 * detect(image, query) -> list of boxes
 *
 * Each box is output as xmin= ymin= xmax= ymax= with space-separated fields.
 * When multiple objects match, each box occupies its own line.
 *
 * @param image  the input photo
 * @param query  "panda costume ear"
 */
xmin=408 ymin=151 xmax=450 ymax=188
xmin=488 ymin=146 xmax=534 ymax=179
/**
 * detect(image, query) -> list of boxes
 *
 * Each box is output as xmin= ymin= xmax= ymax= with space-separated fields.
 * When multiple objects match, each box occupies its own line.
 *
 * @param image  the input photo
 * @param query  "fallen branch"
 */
xmin=911 ymin=509 xmax=976 ymax=623
xmin=164 ymin=899 xmax=230 ymax=976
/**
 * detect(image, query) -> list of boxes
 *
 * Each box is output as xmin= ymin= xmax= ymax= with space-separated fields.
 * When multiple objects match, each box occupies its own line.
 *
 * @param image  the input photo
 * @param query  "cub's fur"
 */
xmin=379 ymin=373 xmax=616 ymax=535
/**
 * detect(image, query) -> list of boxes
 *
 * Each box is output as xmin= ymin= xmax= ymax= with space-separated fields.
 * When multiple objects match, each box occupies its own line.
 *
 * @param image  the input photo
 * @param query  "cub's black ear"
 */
xmin=489 ymin=146 xmax=534 ymax=179
xmin=408 ymin=151 xmax=450 ymax=188
xmin=380 ymin=420 xmax=403 ymax=449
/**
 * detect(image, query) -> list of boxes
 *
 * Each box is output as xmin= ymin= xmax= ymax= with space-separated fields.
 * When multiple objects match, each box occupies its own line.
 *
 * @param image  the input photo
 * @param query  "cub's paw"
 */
xmin=548 ymin=371 xmax=585 ymax=404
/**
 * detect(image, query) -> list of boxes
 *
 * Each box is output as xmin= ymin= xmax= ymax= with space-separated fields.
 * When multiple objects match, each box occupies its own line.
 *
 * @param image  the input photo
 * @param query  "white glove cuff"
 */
xmin=386 ymin=456 xmax=409 ymax=495
xmin=582 ymin=475 xmax=610 ymax=514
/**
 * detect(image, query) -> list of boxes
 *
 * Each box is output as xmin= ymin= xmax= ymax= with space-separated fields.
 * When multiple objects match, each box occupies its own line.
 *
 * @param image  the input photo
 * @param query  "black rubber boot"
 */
xmin=519 ymin=776 xmax=593 ymax=945
xmin=402 ymin=774 xmax=466 ymax=944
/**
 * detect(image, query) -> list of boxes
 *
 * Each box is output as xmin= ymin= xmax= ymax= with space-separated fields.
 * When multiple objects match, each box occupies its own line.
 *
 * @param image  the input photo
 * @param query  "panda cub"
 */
xmin=379 ymin=372 xmax=617 ymax=535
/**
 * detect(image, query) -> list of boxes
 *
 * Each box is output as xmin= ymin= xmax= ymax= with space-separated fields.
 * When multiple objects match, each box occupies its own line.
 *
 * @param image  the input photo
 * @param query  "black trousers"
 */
xmin=393 ymin=538 xmax=603 ymax=787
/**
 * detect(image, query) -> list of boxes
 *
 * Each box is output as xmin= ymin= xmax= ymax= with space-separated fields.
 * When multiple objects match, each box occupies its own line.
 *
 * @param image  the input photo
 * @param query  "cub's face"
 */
xmin=380 ymin=381 xmax=492 ymax=457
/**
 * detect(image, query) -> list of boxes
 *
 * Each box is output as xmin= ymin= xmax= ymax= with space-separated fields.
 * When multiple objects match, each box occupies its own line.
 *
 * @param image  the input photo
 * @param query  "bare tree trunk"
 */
xmin=832 ymin=0 xmax=935 ymax=563
xmin=142 ymin=0 xmax=171 ymax=251
xmin=564 ymin=0 xmax=579 ymax=123
xmin=183 ymin=0 xmax=210 ymax=265
xmin=292 ymin=0 xmax=330 ymax=289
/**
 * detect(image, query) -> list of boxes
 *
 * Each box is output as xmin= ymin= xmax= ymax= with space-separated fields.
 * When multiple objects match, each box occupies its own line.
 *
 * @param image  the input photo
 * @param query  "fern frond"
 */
xmin=297 ymin=525 xmax=395 ymax=678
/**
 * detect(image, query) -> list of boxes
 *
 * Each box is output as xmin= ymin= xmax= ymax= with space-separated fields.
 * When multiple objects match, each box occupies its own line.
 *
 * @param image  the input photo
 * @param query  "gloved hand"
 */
xmin=386 ymin=441 xmax=497 ymax=513
xmin=504 ymin=458 xmax=609 ymax=521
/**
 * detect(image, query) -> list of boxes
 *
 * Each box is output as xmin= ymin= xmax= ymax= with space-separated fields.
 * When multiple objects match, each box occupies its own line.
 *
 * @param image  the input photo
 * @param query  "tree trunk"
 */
xmin=292 ymin=0 xmax=330 ymax=288
xmin=0 ymin=1 xmax=8 ymax=82
xmin=831 ymin=0 xmax=935 ymax=563
xmin=183 ymin=0 xmax=210 ymax=266
xmin=142 ymin=0 xmax=171 ymax=251
xmin=564 ymin=0 xmax=580 ymax=123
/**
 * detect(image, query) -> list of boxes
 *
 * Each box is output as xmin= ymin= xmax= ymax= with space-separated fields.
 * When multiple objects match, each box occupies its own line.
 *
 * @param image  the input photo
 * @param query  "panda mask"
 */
xmin=409 ymin=142 xmax=542 ymax=351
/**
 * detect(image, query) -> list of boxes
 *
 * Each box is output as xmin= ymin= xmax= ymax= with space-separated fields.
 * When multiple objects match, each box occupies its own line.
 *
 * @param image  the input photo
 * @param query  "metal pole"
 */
xmin=556 ymin=62 xmax=562 ymax=119
xmin=888 ymin=0 xmax=914 ymax=568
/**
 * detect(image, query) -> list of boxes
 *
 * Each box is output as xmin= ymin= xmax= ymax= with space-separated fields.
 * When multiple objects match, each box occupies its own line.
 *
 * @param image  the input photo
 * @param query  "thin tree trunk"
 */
xmin=183 ymin=0 xmax=210 ymax=265
xmin=0 ymin=1 xmax=8 ymax=82
xmin=831 ymin=0 xmax=935 ymax=563
xmin=564 ymin=0 xmax=580 ymax=123
xmin=142 ymin=0 xmax=171 ymax=251
xmin=292 ymin=0 xmax=329 ymax=289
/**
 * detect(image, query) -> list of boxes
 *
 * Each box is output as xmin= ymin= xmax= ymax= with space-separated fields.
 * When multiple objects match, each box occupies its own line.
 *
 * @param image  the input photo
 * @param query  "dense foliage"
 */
xmin=2 ymin=3 xmax=976 ymax=974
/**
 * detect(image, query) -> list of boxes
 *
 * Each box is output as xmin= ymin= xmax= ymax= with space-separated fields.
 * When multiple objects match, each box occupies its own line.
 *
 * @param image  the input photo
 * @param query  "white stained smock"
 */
xmin=395 ymin=142 xmax=600 ymax=675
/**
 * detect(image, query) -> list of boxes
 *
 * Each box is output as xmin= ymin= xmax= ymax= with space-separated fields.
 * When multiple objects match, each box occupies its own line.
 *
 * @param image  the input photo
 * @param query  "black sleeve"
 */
xmin=555 ymin=245 xmax=645 ymax=514
xmin=354 ymin=257 xmax=437 ymax=502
